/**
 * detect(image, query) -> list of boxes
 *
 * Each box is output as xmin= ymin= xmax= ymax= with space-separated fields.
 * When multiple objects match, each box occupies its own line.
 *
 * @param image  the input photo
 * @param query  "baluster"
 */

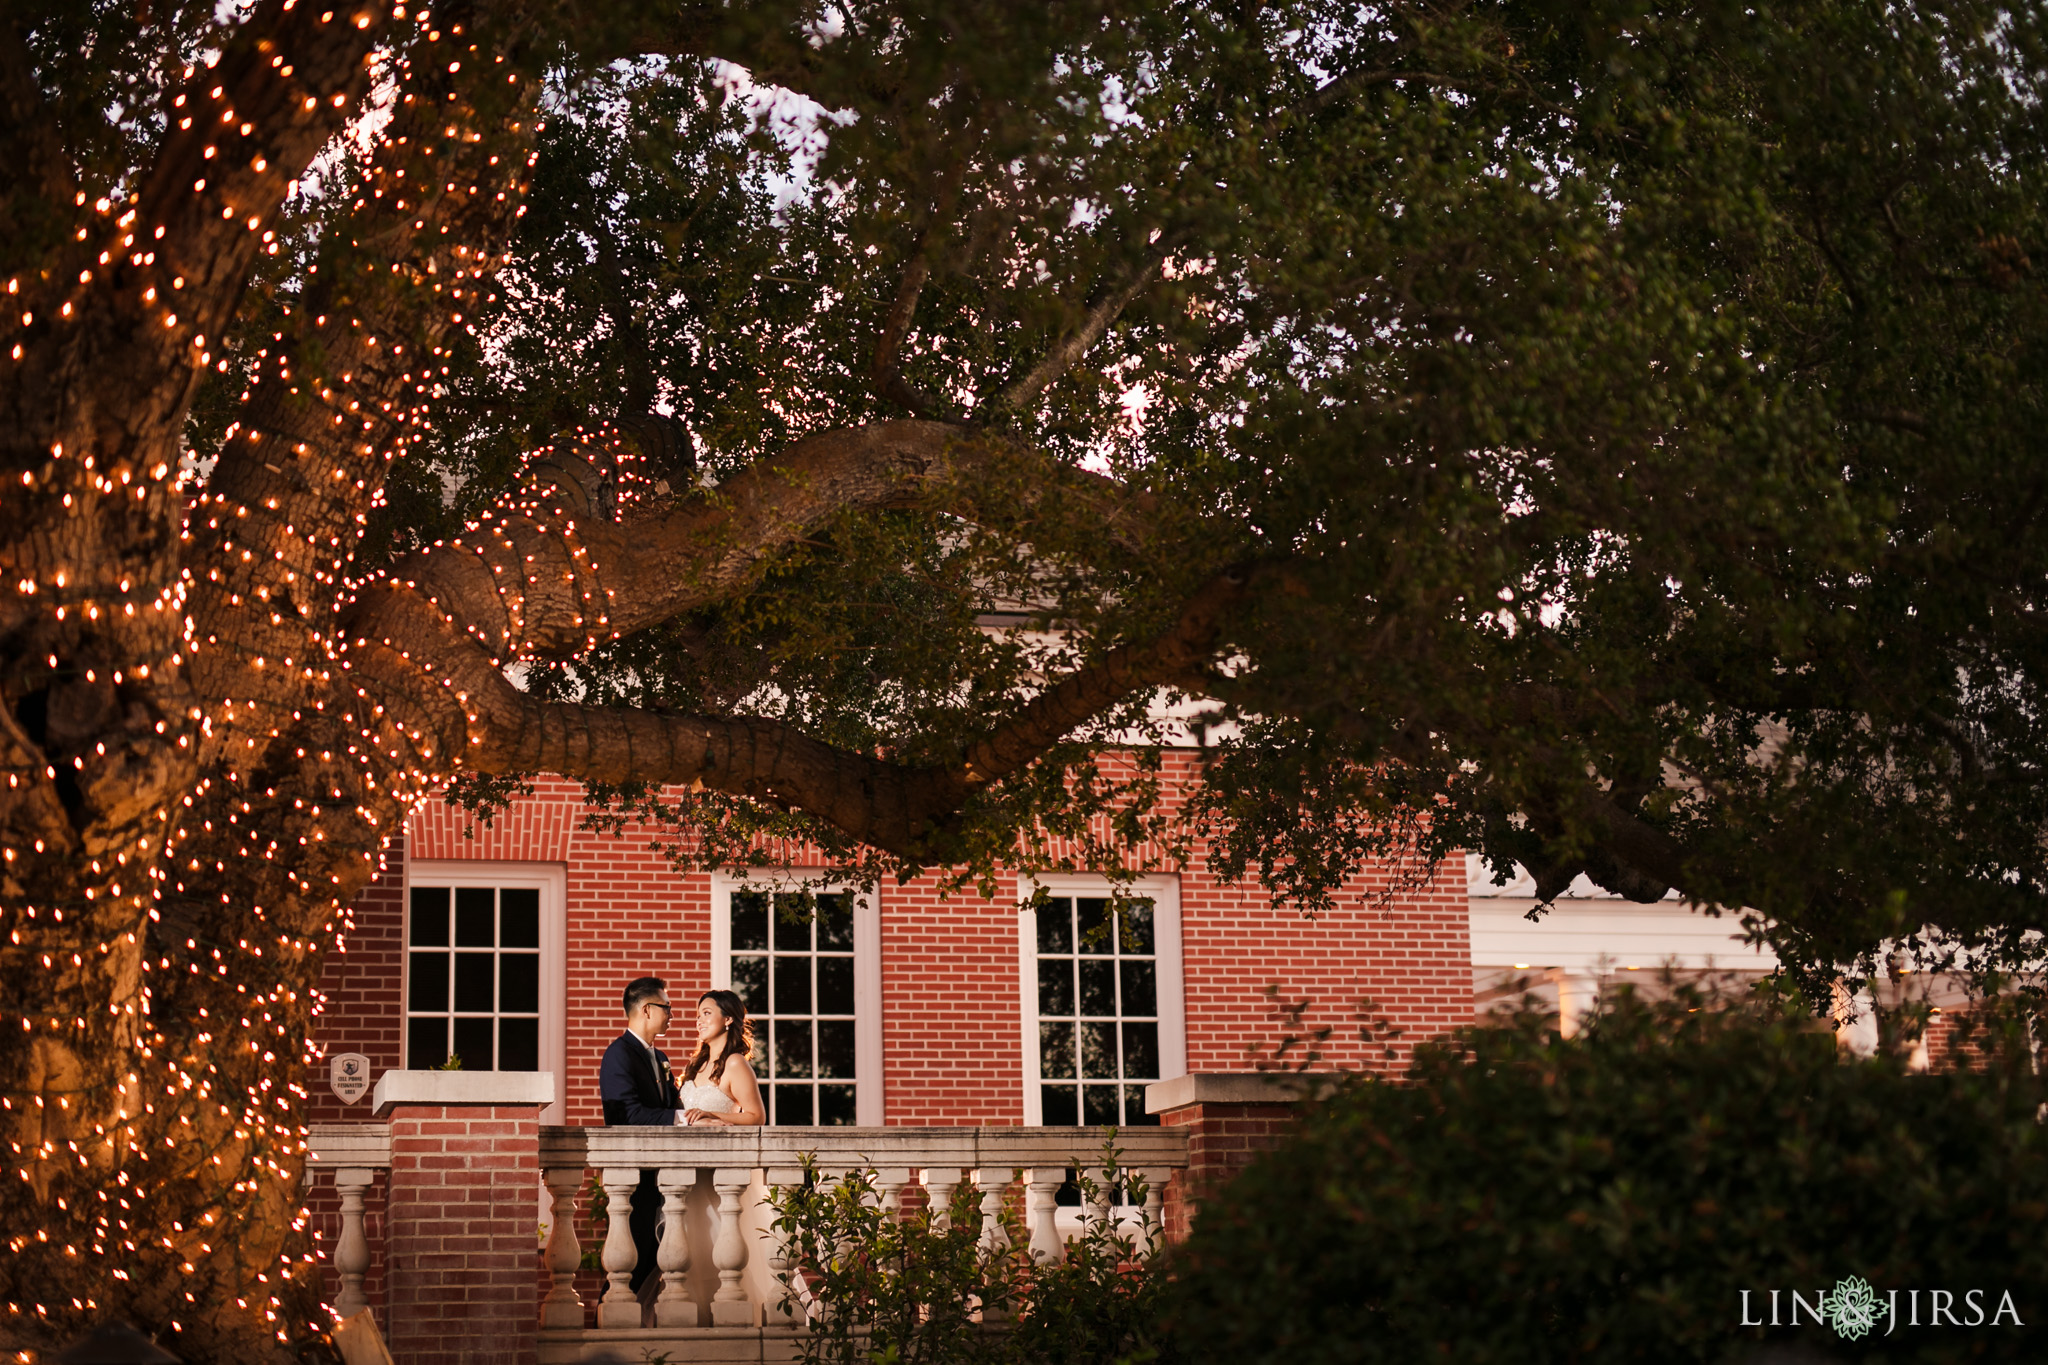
xmin=1136 ymin=1168 xmax=1170 ymax=1256
xmin=763 ymin=1165 xmax=805 ymax=1326
xmin=597 ymin=1168 xmax=641 ymax=1328
xmin=655 ymin=1168 xmax=697 ymax=1328
xmin=710 ymin=1167 xmax=755 ymax=1326
xmin=973 ymin=1168 xmax=1013 ymax=1324
xmin=921 ymin=1168 xmax=962 ymax=1233
xmin=331 ymin=1168 xmax=373 ymax=1318
xmin=874 ymin=1167 xmax=910 ymax=1222
xmin=974 ymin=1168 xmax=1011 ymax=1252
xmin=540 ymin=1167 xmax=585 ymax=1329
xmin=1025 ymin=1168 xmax=1065 ymax=1265
xmin=1086 ymin=1165 xmax=1114 ymax=1236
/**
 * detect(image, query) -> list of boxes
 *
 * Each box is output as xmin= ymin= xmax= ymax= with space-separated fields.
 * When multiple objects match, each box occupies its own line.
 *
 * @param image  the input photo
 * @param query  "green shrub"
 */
xmin=1163 ymin=988 xmax=2048 ymax=1364
xmin=769 ymin=1157 xmax=1015 ymax=1365
xmin=768 ymin=1138 xmax=1173 ymax=1365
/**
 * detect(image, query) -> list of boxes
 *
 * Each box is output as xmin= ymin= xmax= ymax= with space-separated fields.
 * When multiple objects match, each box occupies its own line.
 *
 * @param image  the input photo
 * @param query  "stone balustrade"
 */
xmin=303 ymin=1071 xmax=1336 ymax=1365
xmin=535 ymin=1125 xmax=1187 ymax=1359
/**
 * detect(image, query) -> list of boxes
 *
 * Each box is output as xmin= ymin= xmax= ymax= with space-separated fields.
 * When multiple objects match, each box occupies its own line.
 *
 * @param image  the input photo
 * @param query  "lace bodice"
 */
xmin=679 ymin=1077 xmax=735 ymax=1115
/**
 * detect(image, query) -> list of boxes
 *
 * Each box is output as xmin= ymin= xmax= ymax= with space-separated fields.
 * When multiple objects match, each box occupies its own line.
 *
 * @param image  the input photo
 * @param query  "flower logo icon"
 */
xmin=1827 ymin=1276 xmax=1881 ymax=1341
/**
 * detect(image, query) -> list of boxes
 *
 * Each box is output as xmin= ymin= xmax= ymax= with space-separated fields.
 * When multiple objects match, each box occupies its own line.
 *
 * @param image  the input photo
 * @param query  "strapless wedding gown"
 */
xmin=680 ymin=1078 xmax=735 ymax=1122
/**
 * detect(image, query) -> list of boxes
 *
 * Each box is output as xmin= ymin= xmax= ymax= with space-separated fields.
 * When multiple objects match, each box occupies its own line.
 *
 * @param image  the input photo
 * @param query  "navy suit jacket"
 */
xmin=600 ymin=1032 xmax=681 ymax=1126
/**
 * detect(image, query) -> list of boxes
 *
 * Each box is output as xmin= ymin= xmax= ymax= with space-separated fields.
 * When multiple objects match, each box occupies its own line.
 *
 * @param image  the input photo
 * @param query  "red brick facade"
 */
xmin=382 ymin=1102 xmax=546 ymax=1365
xmin=1157 ymin=1099 xmax=1299 ymax=1244
xmin=306 ymin=756 xmax=1471 ymax=1130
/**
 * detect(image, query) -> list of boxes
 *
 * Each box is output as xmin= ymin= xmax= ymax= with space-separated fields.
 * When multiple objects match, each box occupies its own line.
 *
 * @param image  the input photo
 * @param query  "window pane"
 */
xmin=1040 ymin=1085 xmax=1079 ymax=1126
xmin=775 ymin=1084 xmax=813 ymax=1126
xmin=1121 ymin=1021 xmax=1159 ymax=1080
xmin=1119 ymin=960 xmax=1157 ymax=1017
xmin=773 ymin=954 xmax=811 ymax=1014
xmin=1119 ymin=902 xmax=1155 ymax=955
xmin=817 ymin=956 xmax=854 ymax=1015
xmin=1035 ymin=900 xmax=1073 ymax=954
xmin=453 ymin=953 xmax=494 ymax=1012
xmin=451 ymin=1016 xmax=494 ymax=1072
xmin=499 ymin=889 xmax=540 ymax=947
xmin=1079 ymin=1022 xmax=1117 ymax=1079
xmin=407 ymin=952 xmax=448 ymax=1011
xmin=454 ymin=887 xmax=496 ymax=946
xmin=818 ymin=1084 xmax=856 ymax=1126
xmin=817 ymin=1020 xmax=855 ymax=1078
xmin=406 ymin=1016 xmax=448 ymax=1070
xmin=1038 ymin=959 xmax=1074 ymax=1017
xmin=1040 ymin=1022 xmax=1076 ymax=1080
xmin=499 ymin=1017 xmax=539 ymax=1072
xmin=1076 ymin=898 xmax=1112 ymax=953
xmin=730 ymin=954 xmax=768 ymax=1014
xmin=1078 ymin=960 xmax=1115 ymax=1017
xmin=772 ymin=894 xmax=811 ymax=951
xmin=409 ymin=887 xmax=449 ymax=946
xmin=499 ymin=953 xmax=540 ymax=1014
xmin=816 ymin=893 xmax=854 ymax=951
xmin=774 ymin=1020 xmax=814 ymax=1078
xmin=731 ymin=892 xmax=770 ymax=951
xmin=1122 ymin=1090 xmax=1161 ymax=1127
xmin=1082 ymin=1084 xmax=1119 ymax=1126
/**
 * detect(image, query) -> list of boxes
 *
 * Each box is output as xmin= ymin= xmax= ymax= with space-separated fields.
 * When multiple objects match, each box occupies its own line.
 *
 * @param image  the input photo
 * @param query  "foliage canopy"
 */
xmin=3 ymin=0 xmax=2048 ymax=1355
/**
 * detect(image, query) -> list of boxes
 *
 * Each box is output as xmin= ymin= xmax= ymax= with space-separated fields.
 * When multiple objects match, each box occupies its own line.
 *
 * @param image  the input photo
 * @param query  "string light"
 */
xmin=4 ymin=6 xmax=539 ymax=1354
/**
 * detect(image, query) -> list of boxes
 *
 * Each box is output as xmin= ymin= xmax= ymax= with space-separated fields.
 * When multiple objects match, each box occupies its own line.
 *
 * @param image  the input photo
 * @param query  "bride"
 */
xmin=678 ymin=989 xmax=766 ymax=1126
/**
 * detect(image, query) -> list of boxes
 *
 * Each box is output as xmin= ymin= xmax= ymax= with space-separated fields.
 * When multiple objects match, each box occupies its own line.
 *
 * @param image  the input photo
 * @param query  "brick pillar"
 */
xmin=373 ymin=1070 xmax=557 ymax=1365
xmin=1146 ymin=1073 xmax=1322 ymax=1243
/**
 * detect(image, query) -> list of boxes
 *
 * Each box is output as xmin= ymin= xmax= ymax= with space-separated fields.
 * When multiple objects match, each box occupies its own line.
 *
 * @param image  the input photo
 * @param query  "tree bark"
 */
xmin=0 ymin=8 xmax=1213 ymax=1358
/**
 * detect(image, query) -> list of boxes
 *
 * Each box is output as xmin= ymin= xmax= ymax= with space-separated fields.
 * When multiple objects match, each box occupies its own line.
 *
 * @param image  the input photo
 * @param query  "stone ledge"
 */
xmin=1144 ymin=1072 xmax=1336 ymax=1114
xmin=371 ymin=1069 xmax=558 ymax=1117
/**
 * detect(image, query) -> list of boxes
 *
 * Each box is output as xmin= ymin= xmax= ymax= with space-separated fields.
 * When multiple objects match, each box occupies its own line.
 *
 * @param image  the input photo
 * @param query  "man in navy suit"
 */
xmin=599 ymin=977 xmax=686 ymax=1298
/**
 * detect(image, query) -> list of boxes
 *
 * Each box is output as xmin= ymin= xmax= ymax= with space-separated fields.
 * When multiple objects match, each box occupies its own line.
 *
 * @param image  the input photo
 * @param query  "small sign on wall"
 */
xmin=329 ymin=1052 xmax=372 ymax=1106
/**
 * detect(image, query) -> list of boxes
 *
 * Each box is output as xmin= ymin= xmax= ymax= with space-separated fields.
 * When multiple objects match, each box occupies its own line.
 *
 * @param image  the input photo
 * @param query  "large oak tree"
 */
xmin=3 ymin=0 xmax=2045 ymax=1357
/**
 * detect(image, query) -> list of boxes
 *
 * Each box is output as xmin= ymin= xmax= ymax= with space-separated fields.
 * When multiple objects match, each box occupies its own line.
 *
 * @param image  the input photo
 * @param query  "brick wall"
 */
xmin=1156 ymin=1096 xmax=1302 ymax=1243
xmin=881 ymin=873 xmax=1028 ymax=1125
xmin=1180 ymin=837 xmax=1471 ymax=1078
xmin=309 ymin=760 xmax=1477 ymax=1130
xmin=306 ymin=832 xmax=406 ymax=1126
xmin=384 ymin=1103 xmax=543 ymax=1365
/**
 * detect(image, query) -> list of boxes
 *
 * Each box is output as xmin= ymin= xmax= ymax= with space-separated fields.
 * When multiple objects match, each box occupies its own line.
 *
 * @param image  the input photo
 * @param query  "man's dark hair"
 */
xmin=622 ymin=976 xmax=667 ymax=1018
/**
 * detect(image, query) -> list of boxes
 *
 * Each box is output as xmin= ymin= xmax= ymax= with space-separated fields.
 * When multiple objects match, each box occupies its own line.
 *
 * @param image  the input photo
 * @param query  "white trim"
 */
xmin=709 ymin=873 xmax=883 ymax=1125
xmin=405 ymin=860 xmax=568 ymax=1124
xmin=1015 ymin=875 xmax=1186 ymax=1126
xmin=371 ymin=1069 xmax=558 ymax=1117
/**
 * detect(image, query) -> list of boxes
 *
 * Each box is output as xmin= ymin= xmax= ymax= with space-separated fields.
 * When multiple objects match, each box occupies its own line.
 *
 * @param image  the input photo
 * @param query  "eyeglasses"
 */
xmin=648 ymin=1002 xmax=672 ymax=1014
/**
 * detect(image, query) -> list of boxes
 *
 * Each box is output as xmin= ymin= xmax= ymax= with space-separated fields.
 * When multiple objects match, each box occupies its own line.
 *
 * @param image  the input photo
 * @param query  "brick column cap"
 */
xmin=1145 ymin=1071 xmax=1338 ymax=1113
xmin=371 ymin=1068 xmax=557 ymax=1116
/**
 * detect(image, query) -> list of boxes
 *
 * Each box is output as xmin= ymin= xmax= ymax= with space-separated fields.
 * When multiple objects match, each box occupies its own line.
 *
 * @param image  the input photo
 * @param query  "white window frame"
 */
xmin=1015 ymin=874 xmax=1187 ymax=1126
xmin=402 ymin=860 xmax=568 ymax=1124
xmin=708 ymin=874 xmax=883 ymax=1126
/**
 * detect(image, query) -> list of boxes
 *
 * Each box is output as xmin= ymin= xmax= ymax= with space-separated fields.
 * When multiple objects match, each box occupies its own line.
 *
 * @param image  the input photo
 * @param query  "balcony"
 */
xmin=305 ymin=1082 xmax=1225 ymax=1365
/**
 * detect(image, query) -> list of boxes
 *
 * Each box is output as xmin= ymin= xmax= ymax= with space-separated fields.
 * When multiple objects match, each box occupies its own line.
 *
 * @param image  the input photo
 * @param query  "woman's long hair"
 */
xmin=681 ymin=989 xmax=754 ymax=1084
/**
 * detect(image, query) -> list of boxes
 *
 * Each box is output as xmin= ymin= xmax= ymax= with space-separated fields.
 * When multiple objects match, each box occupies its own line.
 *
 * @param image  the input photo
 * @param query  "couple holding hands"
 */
xmin=598 ymin=977 xmax=767 ymax=1304
xmin=599 ymin=977 xmax=766 ymax=1130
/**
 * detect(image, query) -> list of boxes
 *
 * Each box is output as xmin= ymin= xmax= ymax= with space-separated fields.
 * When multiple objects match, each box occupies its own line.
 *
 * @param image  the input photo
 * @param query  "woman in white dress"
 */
xmin=678 ymin=989 xmax=766 ymax=1126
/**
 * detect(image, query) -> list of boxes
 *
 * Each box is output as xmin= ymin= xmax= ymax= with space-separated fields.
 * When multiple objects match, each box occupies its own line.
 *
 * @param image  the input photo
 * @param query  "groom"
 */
xmin=599 ymin=976 xmax=687 ymax=1303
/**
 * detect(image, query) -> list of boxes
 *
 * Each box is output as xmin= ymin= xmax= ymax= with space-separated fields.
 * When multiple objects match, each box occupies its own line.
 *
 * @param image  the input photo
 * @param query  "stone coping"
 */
xmin=370 ymin=1068 xmax=558 ymax=1116
xmin=1143 ymin=1071 xmax=1337 ymax=1114
xmin=537 ymin=1123 xmax=1188 ymax=1172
